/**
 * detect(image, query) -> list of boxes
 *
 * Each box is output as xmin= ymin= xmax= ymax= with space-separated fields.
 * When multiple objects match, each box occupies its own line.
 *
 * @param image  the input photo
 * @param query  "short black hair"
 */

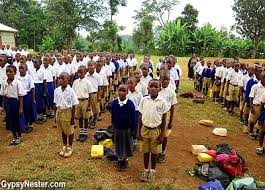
xmin=7 ymin=64 xmax=17 ymax=73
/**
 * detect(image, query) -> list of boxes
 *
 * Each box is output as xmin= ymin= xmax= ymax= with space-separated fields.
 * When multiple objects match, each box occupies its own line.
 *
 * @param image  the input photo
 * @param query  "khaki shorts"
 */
xmin=129 ymin=67 xmax=133 ymax=77
xmin=248 ymin=104 xmax=260 ymax=124
xmin=56 ymin=108 xmax=74 ymax=136
xmin=243 ymin=102 xmax=250 ymax=115
xmin=227 ymin=85 xmax=239 ymax=102
xmin=76 ymin=99 xmax=91 ymax=119
xmin=219 ymin=82 xmax=224 ymax=98
xmin=255 ymin=121 xmax=265 ymax=133
xmin=140 ymin=126 xmax=162 ymax=154
xmin=239 ymin=96 xmax=245 ymax=112
xmin=164 ymin=111 xmax=172 ymax=137
xmin=223 ymin=81 xmax=229 ymax=99
xmin=203 ymin=78 xmax=211 ymax=89
xmin=213 ymin=84 xmax=221 ymax=93
xmin=90 ymin=93 xmax=100 ymax=115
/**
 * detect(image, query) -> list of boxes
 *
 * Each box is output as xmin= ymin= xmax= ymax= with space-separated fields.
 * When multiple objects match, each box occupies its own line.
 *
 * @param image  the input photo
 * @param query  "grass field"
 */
xmin=0 ymin=56 xmax=265 ymax=190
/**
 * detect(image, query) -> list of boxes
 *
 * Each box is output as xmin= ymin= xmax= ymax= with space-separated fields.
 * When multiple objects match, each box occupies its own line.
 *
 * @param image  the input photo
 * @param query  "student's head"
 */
xmin=159 ymin=64 xmax=169 ymax=71
xmin=247 ymin=65 xmax=255 ymax=77
xmin=50 ymin=57 xmax=55 ymax=65
xmin=130 ymin=54 xmax=134 ymax=59
xmin=207 ymin=61 xmax=212 ymax=68
xmin=57 ymin=56 xmax=63 ymax=65
xmin=6 ymin=65 xmax=17 ymax=80
xmin=106 ymin=54 xmax=111 ymax=63
xmin=167 ymin=57 xmax=174 ymax=69
xmin=77 ymin=65 xmax=87 ymax=79
xmin=96 ymin=60 xmax=103 ymax=73
xmin=148 ymin=79 xmax=161 ymax=98
xmin=141 ymin=64 xmax=149 ymax=77
xmin=260 ymin=71 xmax=265 ymax=85
xmin=87 ymin=60 xmax=95 ymax=74
xmin=59 ymin=72 xmax=70 ymax=87
xmin=63 ymin=57 xmax=69 ymax=64
xmin=159 ymin=70 xmax=170 ymax=88
xmin=133 ymin=70 xmax=141 ymax=82
xmin=118 ymin=84 xmax=128 ymax=101
xmin=27 ymin=53 xmax=32 ymax=61
xmin=127 ymin=77 xmax=137 ymax=92
xmin=214 ymin=60 xmax=220 ymax=67
xmin=201 ymin=59 xmax=205 ymax=66
xmin=0 ymin=55 xmax=7 ymax=67
xmin=15 ymin=53 xmax=21 ymax=62
xmin=19 ymin=55 xmax=27 ymax=64
xmin=226 ymin=61 xmax=231 ymax=68
xmin=192 ymin=53 xmax=196 ymax=58
xmin=111 ymin=54 xmax=116 ymax=61
xmin=43 ymin=56 xmax=50 ymax=68
xmin=33 ymin=58 xmax=42 ymax=69
xmin=240 ymin=63 xmax=246 ymax=71
xmin=234 ymin=62 xmax=240 ymax=72
xmin=19 ymin=63 xmax=27 ymax=76
xmin=76 ymin=52 xmax=82 ymax=61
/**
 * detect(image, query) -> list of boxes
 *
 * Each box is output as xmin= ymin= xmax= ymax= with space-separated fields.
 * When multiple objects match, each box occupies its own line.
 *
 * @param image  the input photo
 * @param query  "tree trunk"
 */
xmin=251 ymin=37 xmax=260 ymax=59
xmin=67 ymin=30 xmax=74 ymax=52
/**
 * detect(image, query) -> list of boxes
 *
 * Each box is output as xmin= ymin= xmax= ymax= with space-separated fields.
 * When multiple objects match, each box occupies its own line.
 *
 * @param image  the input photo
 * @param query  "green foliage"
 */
xmin=109 ymin=0 xmax=127 ymax=20
xmin=40 ymin=35 xmax=56 ymax=51
xmin=181 ymin=4 xmax=198 ymax=34
xmin=233 ymin=0 xmax=265 ymax=58
xmin=158 ymin=19 xmax=190 ymax=56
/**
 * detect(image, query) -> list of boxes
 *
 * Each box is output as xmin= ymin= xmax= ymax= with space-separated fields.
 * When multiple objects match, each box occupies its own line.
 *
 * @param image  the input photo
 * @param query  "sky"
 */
xmin=113 ymin=0 xmax=235 ymax=35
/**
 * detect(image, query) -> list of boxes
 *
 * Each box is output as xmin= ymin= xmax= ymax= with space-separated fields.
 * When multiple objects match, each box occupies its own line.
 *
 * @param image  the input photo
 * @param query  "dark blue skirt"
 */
xmin=44 ymin=82 xmax=54 ymax=108
xmin=4 ymin=97 xmax=25 ymax=132
xmin=114 ymin=128 xmax=132 ymax=159
xmin=23 ymin=91 xmax=37 ymax=125
xmin=35 ymin=83 xmax=44 ymax=113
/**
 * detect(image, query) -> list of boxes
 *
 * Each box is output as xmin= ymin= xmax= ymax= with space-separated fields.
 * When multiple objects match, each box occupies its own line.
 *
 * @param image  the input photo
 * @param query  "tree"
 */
xmin=0 ymin=0 xmax=46 ymax=49
xmin=44 ymin=0 xmax=107 ymax=50
xmin=181 ymin=4 xmax=198 ymax=34
xmin=134 ymin=0 xmax=179 ymax=28
xmin=233 ymin=0 xmax=265 ymax=58
xmin=109 ymin=0 xmax=127 ymax=21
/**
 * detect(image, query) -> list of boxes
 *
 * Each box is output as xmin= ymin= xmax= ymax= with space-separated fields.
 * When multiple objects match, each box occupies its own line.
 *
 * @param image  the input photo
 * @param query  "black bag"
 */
xmin=194 ymin=162 xmax=231 ymax=188
xmin=216 ymin=144 xmax=233 ymax=155
xmin=94 ymin=128 xmax=114 ymax=142
xmin=104 ymin=148 xmax=118 ymax=161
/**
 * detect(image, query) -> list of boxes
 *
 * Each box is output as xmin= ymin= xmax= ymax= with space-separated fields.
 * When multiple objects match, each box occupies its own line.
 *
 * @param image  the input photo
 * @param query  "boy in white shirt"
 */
xmin=140 ymin=64 xmax=152 ymax=86
xmin=133 ymin=70 xmax=148 ymax=96
xmin=54 ymin=72 xmax=79 ymax=157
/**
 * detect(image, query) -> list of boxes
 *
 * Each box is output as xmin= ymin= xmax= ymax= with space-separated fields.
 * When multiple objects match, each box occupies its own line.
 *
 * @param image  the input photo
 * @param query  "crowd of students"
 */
xmin=0 ymin=49 xmax=182 ymax=182
xmin=190 ymin=55 xmax=265 ymax=157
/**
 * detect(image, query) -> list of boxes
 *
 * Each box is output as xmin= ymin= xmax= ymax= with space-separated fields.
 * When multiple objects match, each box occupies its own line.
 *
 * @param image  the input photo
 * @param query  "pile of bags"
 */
xmin=190 ymin=143 xmax=262 ymax=190
xmin=90 ymin=128 xmax=117 ymax=161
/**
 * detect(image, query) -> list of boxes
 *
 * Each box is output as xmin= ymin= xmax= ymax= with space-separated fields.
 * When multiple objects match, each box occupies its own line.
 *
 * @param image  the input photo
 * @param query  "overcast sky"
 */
xmin=114 ymin=0 xmax=235 ymax=35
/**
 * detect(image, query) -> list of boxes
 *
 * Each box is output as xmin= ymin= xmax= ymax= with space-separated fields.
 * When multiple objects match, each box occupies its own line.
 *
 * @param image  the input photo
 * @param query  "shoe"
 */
xmin=80 ymin=134 xmax=88 ymax=142
xmin=116 ymin=160 xmax=121 ymax=171
xmin=239 ymin=119 xmax=244 ymax=125
xmin=9 ymin=138 xmax=16 ymax=145
xmin=90 ymin=121 xmax=96 ymax=129
xmin=248 ymin=133 xmax=257 ymax=140
xmin=15 ymin=137 xmax=22 ymax=145
xmin=256 ymin=147 xmax=265 ymax=155
xmin=157 ymin=153 xmax=166 ymax=163
xmin=140 ymin=170 xmax=149 ymax=182
xmin=49 ymin=112 xmax=55 ymax=119
xmin=24 ymin=127 xmax=33 ymax=133
xmin=147 ymin=170 xmax=155 ymax=182
xmin=120 ymin=160 xmax=128 ymax=172
xmin=64 ymin=147 xmax=73 ymax=157
xmin=59 ymin=146 xmax=67 ymax=157
xmin=223 ymin=107 xmax=228 ymax=112
xmin=35 ymin=117 xmax=46 ymax=124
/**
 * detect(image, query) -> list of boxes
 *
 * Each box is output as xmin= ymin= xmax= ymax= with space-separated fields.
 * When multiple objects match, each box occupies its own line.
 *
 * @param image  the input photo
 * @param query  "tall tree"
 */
xmin=0 ymin=0 xmax=46 ymax=49
xmin=109 ymin=0 xmax=127 ymax=21
xmin=181 ymin=4 xmax=198 ymax=34
xmin=134 ymin=0 xmax=179 ymax=28
xmin=233 ymin=0 xmax=265 ymax=58
xmin=44 ymin=0 xmax=107 ymax=50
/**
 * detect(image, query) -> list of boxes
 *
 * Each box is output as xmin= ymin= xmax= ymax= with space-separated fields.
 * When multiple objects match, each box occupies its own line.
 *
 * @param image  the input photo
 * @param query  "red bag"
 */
xmin=222 ymin=150 xmax=243 ymax=178
xmin=193 ymin=92 xmax=205 ymax=104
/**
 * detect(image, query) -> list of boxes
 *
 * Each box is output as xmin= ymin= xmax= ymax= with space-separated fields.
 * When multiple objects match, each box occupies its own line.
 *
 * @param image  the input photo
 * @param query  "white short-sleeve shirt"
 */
xmin=140 ymin=75 xmax=152 ymax=86
xmin=86 ymin=71 xmax=103 ymax=93
xmin=17 ymin=74 xmax=35 ymax=93
xmin=238 ymin=74 xmax=251 ymax=91
xmin=54 ymin=85 xmax=79 ymax=109
xmin=127 ymin=90 xmax=143 ymax=110
xmin=0 ymin=79 xmax=26 ymax=98
xmin=72 ymin=77 xmax=92 ymax=99
xmin=136 ymin=81 xmax=148 ymax=96
xmin=159 ymin=86 xmax=177 ymax=107
xmin=55 ymin=64 xmax=66 ymax=78
xmin=31 ymin=68 xmax=46 ymax=84
xmin=0 ymin=64 xmax=9 ymax=84
xmin=249 ymin=82 xmax=265 ymax=105
xmin=43 ymin=65 xmax=55 ymax=83
xmin=99 ymin=68 xmax=109 ymax=86
xmin=139 ymin=95 xmax=170 ymax=128
xmin=227 ymin=70 xmax=243 ymax=86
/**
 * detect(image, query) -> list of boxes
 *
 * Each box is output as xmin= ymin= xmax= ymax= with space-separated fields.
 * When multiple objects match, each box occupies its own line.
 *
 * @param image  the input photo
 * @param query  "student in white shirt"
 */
xmin=140 ymin=64 xmax=152 ymax=86
xmin=86 ymin=60 xmax=103 ymax=129
xmin=31 ymin=59 xmax=47 ymax=123
xmin=18 ymin=63 xmax=36 ymax=133
xmin=55 ymin=56 xmax=66 ymax=86
xmin=54 ymin=72 xmax=79 ymax=158
xmin=226 ymin=62 xmax=243 ymax=114
xmin=128 ymin=54 xmax=137 ymax=76
xmin=72 ymin=65 xmax=92 ymax=143
xmin=0 ymin=55 xmax=9 ymax=87
xmin=0 ymin=65 xmax=26 ymax=145
xmin=26 ymin=53 xmax=34 ymax=71
xmin=133 ymin=70 xmax=148 ymax=96
xmin=167 ymin=57 xmax=179 ymax=92
xmin=12 ymin=53 xmax=21 ymax=71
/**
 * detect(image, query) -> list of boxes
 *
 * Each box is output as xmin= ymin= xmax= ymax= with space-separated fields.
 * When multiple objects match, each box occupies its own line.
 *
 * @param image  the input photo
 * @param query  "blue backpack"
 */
xmin=199 ymin=180 xmax=225 ymax=190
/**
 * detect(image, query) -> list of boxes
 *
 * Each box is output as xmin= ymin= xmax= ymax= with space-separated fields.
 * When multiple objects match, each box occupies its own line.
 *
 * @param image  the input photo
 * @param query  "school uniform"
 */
xmin=140 ymin=75 xmax=152 ymax=86
xmin=255 ymin=94 xmax=265 ymax=132
xmin=117 ymin=59 xmax=124 ymax=83
xmin=138 ymin=95 xmax=169 ymax=154
xmin=105 ymin=63 xmax=115 ymax=93
xmin=159 ymin=86 xmax=177 ymax=137
xmin=54 ymin=85 xmax=79 ymax=136
xmin=111 ymin=98 xmax=136 ymax=160
xmin=202 ymin=67 xmax=212 ymax=89
xmin=219 ymin=66 xmax=226 ymax=98
xmin=248 ymin=82 xmax=265 ymax=124
xmin=72 ymin=77 xmax=92 ymax=120
xmin=243 ymin=78 xmax=258 ymax=116
xmin=112 ymin=60 xmax=120 ymax=85
xmin=55 ymin=63 xmax=66 ymax=78
xmin=26 ymin=60 xmax=34 ymax=71
xmin=238 ymin=74 xmax=251 ymax=112
xmin=43 ymin=65 xmax=55 ymax=110
xmin=86 ymin=71 xmax=103 ymax=115
xmin=127 ymin=58 xmax=137 ymax=76
xmin=227 ymin=69 xmax=243 ymax=102
xmin=0 ymin=64 xmax=9 ymax=85
xmin=136 ymin=81 xmax=148 ymax=97
xmin=31 ymin=68 xmax=47 ymax=115
xmin=64 ymin=63 xmax=74 ymax=75
xmin=0 ymin=79 xmax=26 ymax=132
xmin=223 ymin=67 xmax=233 ymax=99
xmin=18 ymin=74 xmax=37 ymax=126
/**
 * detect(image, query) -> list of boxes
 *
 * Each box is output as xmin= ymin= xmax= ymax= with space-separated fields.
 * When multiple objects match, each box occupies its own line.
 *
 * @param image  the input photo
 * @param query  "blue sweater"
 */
xmin=110 ymin=99 xmax=136 ymax=130
xmin=202 ymin=68 xmax=212 ymax=78
xmin=244 ymin=78 xmax=258 ymax=103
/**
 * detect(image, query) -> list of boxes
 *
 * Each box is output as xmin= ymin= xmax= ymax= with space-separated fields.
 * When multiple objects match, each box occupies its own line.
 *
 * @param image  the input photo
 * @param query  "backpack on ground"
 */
xmin=221 ymin=150 xmax=244 ymax=178
xmin=199 ymin=179 xmax=224 ymax=190
xmin=193 ymin=92 xmax=205 ymax=104
xmin=228 ymin=177 xmax=257 ymax=190
xmin=94 ymin=128 xmax=114 ymax=142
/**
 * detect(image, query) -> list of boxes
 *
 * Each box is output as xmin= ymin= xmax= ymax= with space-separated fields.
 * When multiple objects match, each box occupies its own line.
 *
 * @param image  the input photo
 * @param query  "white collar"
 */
xmin=118 ymin=97 xmax=128 ymax=107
